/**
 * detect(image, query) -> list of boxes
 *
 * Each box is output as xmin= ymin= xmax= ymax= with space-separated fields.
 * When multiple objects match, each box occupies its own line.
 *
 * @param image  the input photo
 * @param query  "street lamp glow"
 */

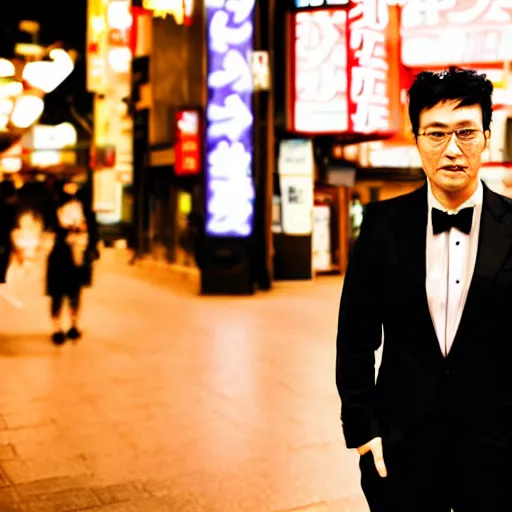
xmin=0 ymin=59 xmax=15 ymax=78
xmin=11 ymin=95 xmax=44 ymax=128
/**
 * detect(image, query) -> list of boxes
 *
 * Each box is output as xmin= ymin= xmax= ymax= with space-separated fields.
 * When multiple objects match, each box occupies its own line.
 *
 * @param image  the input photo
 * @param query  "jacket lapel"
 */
xmin=391 ymin=183 xmax=428 ymax=285
xmin=391 ymin=183 xmax=445 ymax=363
xmin=448 ymin=184 xmax=512 ymax=360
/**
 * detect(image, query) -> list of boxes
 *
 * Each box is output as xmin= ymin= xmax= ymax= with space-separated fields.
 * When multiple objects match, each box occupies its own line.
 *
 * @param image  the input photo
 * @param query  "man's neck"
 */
xmin=430 ymin=182 xmax=478 ymax=212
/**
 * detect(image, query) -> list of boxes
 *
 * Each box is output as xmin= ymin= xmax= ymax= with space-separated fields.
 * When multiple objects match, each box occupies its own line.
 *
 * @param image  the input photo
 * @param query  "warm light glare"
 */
xmin=0 ymin=81 xmax=23 ymax=99
xmin=22 ymin=49 xmax=75 ymax=93
xmin=0 ymin=59 xmax=15 ymax=78
xmin=108 ymin=1 xmax=133 ymax=30
xmin=33 ymin=122 xmax=77 ymax=149
xmin=107 ymin=47 xmax=132 ymax=73
xmin=11 ymin=95 xmax=44 ymax=128
xmin=1 ymin=157 xmax=22 ymax=172
xmin=54 ymin=122 xmax=78 ymax=146
xmin=143 ymin=0 xmax=187 ymax=23
xmin=0 ymin=99 xmax=13 ymax=115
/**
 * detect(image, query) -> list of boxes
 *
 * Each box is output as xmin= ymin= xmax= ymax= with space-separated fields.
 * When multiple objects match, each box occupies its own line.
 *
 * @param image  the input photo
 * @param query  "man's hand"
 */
xmin=357 ymin=437 xmax=387 ymax=478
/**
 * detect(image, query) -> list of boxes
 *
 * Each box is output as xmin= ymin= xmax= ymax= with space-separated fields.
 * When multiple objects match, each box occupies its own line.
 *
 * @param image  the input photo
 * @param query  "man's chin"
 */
xmin=439 ymin=175 xmax=468 ymax=191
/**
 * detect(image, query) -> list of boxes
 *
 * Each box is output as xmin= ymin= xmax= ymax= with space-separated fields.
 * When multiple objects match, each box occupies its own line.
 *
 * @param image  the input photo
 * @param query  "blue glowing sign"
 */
xmin=205 ymin=0 xmax=255 ymax=237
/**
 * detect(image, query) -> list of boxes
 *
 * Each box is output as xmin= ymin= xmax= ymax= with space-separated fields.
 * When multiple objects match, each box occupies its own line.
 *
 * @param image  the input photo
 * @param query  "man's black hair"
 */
xmin=408 ymin=66 xmax=494 ymax=137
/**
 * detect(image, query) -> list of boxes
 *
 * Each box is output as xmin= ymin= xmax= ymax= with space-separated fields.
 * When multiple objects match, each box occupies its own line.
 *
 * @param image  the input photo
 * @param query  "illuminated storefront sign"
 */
xmin=291 ymin=9 xmax=349 ymax=133
xmin=205 ymin=0 xmax=255 ymax=237
xmin=175 ymin=109 xmax=201 ymax=176
xmin=277 ymin=139 xmax=315 ymax=236
xmin=142 ymin=0 xmax=194 ymax=25
xmin=290 ymin=1 xmax=399 ymax=136
xmin=401 ymin=0 xmax=512 ymax=67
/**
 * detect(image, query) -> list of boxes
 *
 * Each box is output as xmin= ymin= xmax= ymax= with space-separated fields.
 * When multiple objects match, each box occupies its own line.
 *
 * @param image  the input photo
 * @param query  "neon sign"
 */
xmin=175 ymin=109 xmax=201 ymax=176
xmin=347 ymin=0 xmax=393 ymax=134
xmin=205 ymin=0 xmax=255 ymax=237
xmin=292 ymin=10 xmax=348 ymax=133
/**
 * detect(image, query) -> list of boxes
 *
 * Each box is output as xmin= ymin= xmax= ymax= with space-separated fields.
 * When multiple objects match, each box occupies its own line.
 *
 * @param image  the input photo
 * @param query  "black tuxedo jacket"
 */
xmin=336 ymin=182 xmax=512 ymax=450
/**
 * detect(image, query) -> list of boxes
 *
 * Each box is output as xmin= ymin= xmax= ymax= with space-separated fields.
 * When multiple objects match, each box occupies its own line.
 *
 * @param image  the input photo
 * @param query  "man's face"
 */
xmin=416 ymin=100 xmax=489 ymax=198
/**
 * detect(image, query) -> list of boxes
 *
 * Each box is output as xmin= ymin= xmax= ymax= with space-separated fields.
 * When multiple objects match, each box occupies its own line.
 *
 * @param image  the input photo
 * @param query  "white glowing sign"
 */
xmin=205 ymin=0 xmax=256 ymax=237
xmin=293 ymin=10 xmax=348 ymax=133
xmin=401 ymin=0 xmax=512 ymax=66
xmin=347 ymin=0 xmax=392 ymax=134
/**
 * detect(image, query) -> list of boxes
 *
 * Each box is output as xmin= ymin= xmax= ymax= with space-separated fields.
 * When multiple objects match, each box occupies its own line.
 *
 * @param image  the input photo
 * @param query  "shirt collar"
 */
xmin=427 ymin=179 xmax=483 ymax=214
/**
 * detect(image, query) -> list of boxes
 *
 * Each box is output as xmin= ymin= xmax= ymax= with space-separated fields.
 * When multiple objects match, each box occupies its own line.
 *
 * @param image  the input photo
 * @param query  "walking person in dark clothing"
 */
xmin=46 ymin=181 xmax=99 ymax=345
xmin=0 ymin=180 xmax=18 ymax=283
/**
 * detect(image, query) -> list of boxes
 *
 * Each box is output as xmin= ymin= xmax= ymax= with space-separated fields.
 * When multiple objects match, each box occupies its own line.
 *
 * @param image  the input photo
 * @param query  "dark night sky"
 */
xmin=3 ymin=0 xmax=90 ymax=124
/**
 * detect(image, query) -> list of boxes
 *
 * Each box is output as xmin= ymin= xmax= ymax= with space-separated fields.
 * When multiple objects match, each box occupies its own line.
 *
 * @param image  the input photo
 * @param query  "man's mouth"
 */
xmin=441 ymin=165 xmax=466 ymax=171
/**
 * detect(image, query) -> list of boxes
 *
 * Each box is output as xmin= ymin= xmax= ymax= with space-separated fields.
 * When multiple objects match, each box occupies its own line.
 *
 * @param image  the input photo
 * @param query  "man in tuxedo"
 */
xmin=336 ymin=67 xmax=512 ymax=511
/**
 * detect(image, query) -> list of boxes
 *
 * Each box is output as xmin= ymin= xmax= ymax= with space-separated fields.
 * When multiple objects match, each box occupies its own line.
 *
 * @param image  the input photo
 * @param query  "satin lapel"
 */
xmin=391 ymin=183 xmax=444 ymax=364
xmin=448 ymin=184 xmax=512 ymax=360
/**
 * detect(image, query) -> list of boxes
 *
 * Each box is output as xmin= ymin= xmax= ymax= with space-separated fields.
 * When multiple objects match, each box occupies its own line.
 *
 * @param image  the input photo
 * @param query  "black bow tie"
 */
xmin=432 ymin=207 xmax=474 ymax=235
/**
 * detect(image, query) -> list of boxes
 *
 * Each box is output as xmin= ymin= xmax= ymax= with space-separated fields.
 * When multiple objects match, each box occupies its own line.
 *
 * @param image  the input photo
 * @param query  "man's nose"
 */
xmin=444 ymin=133 xmax=463 ymax=156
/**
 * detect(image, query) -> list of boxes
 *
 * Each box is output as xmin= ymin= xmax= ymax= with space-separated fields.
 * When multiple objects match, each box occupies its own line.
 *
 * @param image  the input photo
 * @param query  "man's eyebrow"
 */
xmin=421 ymin=122 xmax=449 ymax=130
xmin=421 ymin=121 xmax=479 ymax=130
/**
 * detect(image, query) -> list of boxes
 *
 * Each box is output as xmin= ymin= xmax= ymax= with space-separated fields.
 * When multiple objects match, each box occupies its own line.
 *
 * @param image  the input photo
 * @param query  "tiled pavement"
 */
xmin=0 ymin=249 xmax=368 ymax=512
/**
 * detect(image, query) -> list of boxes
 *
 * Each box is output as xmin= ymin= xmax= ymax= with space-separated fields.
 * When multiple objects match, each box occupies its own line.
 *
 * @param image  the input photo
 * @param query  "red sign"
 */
xmin=346 ymin=0 xmax=399 ymax=136
xmin=175 ymin=109 xmax=201 ymax=176
xmin=290 ymin=9 xmax=349 ymax=134
xmin=401 ymin=0 xmax=512 ymax=68
xmin=288 ymin=1 xmax=400 ymax=138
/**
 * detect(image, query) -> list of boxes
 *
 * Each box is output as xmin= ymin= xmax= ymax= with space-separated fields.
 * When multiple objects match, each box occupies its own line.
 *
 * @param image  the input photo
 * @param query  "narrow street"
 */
xmin=0 ymin=250 xmax=367 ymax=512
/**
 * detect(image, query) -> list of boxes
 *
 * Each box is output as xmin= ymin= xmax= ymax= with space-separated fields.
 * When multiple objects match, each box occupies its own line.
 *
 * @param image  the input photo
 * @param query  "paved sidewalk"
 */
xmin=0 ymin=250 xmax=368 ymax=512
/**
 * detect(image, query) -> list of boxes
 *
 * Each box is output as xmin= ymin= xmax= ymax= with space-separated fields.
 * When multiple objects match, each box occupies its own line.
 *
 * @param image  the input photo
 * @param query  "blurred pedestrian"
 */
xmin=336 ymin=67 xmax=512 ymax=510
xmin=0 ymin=180 xmax=18 ymax=283
xmin=46 ymin=180 xmax=99 ymax=345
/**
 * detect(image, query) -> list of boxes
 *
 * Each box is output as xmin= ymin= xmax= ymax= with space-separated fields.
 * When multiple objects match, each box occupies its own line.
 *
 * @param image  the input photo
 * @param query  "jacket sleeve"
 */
xmin=336 ymin=202 xmax=383 ymax=449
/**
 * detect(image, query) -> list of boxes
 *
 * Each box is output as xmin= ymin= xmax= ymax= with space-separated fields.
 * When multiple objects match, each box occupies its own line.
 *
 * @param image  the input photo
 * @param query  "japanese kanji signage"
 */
xmin=289 ymin=0 xmax=400 ymax=136
xmin=205 ymin=0 xmax=255 ymax=237
xmin=401 ymin=0 xmax=512 ymax=67
xmin=346 ymin=0 xmax=396 ymax=134
xmin=291 ymin=9 xmax=349 ymax=133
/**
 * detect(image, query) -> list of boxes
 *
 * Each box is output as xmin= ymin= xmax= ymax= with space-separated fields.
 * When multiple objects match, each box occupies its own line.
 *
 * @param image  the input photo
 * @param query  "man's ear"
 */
xmin=484 ymin=129 xmax=491 ymax=149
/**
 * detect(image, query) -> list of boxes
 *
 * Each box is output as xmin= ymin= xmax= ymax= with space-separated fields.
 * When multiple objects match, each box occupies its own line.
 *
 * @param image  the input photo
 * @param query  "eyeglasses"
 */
xmin=417 ymin=128 xmax=484 ymax=147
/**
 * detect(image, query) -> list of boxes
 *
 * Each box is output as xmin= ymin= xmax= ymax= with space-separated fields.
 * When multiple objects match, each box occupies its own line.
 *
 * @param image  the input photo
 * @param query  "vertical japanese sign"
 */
xmin=175 ymin=109 xmax=201 ymax=176
xmin=205 ymin=0 xmax=255 ymax=237
xmin=292 ymin=9 xmax=348 ymax=133
xmin=346 ymin=0 xmax=395 ymax=135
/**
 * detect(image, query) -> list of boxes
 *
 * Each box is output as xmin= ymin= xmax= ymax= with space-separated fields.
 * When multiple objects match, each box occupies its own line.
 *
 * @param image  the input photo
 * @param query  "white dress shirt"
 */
xmin=426 ymin=180 xmax=483 ymax=357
